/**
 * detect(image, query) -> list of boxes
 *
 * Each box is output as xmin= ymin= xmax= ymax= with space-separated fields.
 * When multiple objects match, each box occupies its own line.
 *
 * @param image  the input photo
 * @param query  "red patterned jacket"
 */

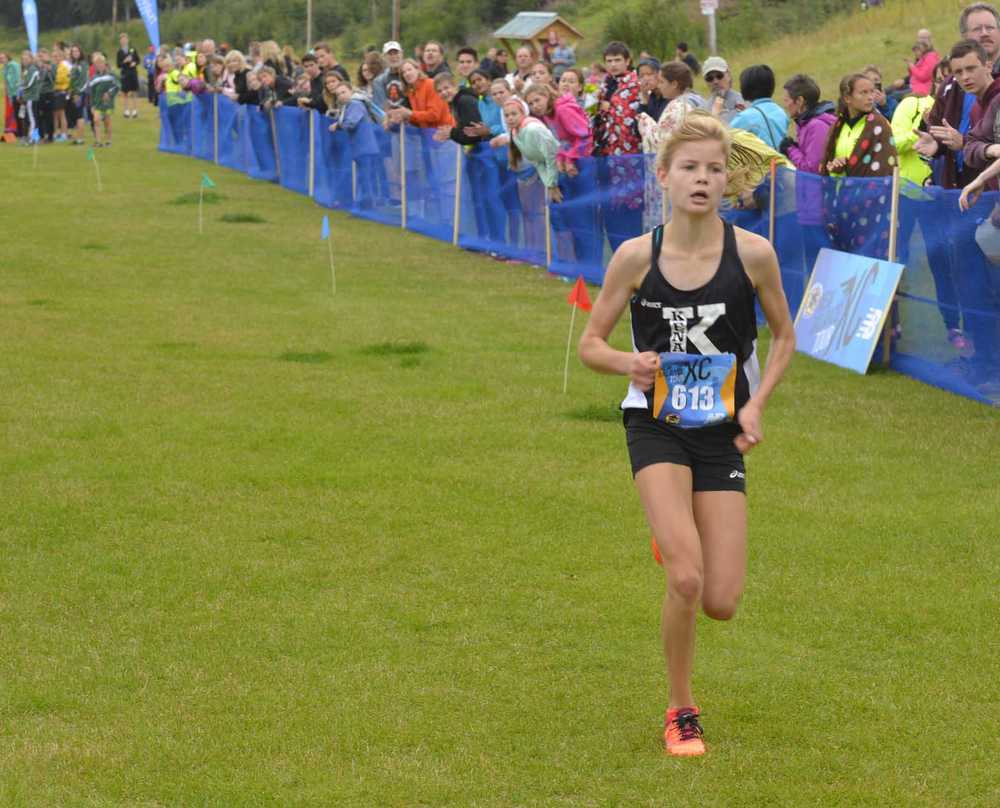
xmin=593 ymin=69 xmax=642 ymax=156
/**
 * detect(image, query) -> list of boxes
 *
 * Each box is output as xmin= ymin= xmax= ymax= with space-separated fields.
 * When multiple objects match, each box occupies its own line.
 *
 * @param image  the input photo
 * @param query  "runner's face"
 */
xmin=950 ymin=52 xmax=992 ymax=96
xmin=966 ymin=10 xmax=1000 ymax=59
xmin=659 ymin=139 xmax=727 ymax=215
xmin=558 ymin=71 xmax=581 ymax=96
xmin=845 ymin=78 xmax=875 ymax=116
xmin=604 ymin=53 xmax=628 ymax=76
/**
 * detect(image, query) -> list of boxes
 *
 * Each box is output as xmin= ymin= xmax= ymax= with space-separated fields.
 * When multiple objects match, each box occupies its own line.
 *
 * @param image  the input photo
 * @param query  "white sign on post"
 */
xmin=700 ymin=0 xmax=718 ymax=14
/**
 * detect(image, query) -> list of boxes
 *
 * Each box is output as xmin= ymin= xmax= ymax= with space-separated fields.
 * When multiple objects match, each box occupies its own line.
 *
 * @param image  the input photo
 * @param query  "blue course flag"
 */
xmin=86 ymin=147 xmax=95 ymax=161
xmin=201 ymin=173 xmax=215 ymax=189
xmin=321 ymin=215 xmax=330 ymax=240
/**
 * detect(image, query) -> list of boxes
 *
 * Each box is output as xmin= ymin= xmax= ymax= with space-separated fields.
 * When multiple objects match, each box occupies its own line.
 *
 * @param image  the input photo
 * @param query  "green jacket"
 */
xmin=69 ymin=61 xmax=88 ymax=95
xmin=88 ymin=72 xmax=120 ymax=111
xmin=21 ymin=64 xmax=40 ymax=102
xmin=37 ymin=63 xmax=54 ymax=94
xmin=3 ymin=61 xmax=19 ymax=97
xmin=891 ymin=95 xmax=935 ymax=189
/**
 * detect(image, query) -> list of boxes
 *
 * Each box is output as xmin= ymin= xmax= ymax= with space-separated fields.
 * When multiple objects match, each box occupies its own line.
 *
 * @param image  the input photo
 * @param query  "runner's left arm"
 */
xmin=735 ymin=231 xmax=795 ymax=451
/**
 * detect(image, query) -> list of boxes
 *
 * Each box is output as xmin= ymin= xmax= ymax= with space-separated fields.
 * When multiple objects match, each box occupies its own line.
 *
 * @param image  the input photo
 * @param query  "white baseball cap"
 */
xmin=382 ymin=41 xmax=402 ymax=54
xmin=702 ymin=56 xmax=729 ymax=78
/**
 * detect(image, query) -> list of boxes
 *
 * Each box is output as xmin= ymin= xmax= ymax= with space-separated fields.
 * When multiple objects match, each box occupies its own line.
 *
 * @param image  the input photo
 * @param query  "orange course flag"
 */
xmin=567 ymin=276 xmax=592 ymax=312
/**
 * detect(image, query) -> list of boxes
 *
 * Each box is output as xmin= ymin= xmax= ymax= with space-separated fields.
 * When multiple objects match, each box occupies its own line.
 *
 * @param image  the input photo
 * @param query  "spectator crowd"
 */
xmin=2 ymin=3 xmax=1000 ymax=389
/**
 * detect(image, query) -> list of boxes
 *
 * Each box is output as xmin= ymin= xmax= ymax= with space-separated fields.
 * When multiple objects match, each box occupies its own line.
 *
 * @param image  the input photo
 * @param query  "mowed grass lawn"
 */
xmin=1 ymin=106 xmax=998 ymax=807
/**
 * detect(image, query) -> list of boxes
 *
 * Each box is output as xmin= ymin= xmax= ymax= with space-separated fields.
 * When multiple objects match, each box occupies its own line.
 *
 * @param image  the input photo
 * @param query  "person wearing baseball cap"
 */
xmin=702 ymin=55 xmax=745 ymax=124
xmin=373 ymin=41 xmax=405 ymax=113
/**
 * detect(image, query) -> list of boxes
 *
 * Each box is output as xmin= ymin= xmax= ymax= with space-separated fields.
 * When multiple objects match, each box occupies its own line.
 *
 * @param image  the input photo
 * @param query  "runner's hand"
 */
xmin=629 ymin=352 xmax=659 ymax=391
xmin=734 ymin=401 xmax=763 ymax=455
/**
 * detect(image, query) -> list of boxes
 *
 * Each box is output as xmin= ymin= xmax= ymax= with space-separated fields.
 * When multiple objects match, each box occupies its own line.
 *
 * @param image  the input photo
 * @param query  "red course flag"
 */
xmin=567 ymin=276 xmax=592 ymax=312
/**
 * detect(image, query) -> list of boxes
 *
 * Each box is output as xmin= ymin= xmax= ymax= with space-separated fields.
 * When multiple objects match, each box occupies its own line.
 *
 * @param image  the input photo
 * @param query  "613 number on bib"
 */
xmin=653 ymin=352 xmax=738 ymax=429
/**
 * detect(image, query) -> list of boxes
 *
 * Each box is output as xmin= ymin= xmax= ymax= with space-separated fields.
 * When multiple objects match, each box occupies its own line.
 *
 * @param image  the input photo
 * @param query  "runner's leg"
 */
xmin=635 ymin=462 xmax=701 ymax=708
xmin=693 ymin=490 xmax=747 ymax=621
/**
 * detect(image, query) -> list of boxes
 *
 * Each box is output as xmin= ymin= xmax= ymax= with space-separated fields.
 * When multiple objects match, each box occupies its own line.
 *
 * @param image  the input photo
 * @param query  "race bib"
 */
xmin=652 ymin=352 xmax=738 ymax=429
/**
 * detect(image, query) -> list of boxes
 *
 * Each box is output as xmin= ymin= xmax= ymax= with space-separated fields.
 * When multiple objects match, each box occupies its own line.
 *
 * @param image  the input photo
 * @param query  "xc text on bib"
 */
xmin=653 ymin=352 xmax=738 ymax=428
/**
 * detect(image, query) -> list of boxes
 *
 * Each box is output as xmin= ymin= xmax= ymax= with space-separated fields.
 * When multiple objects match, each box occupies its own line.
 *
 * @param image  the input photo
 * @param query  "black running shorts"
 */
xmin=623 ymin=408 xmax=746 ymax=493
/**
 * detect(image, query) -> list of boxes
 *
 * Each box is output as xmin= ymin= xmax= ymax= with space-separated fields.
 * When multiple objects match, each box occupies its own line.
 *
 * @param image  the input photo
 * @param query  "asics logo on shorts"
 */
xmin=729 ymin=470 xmax=745 ymax=479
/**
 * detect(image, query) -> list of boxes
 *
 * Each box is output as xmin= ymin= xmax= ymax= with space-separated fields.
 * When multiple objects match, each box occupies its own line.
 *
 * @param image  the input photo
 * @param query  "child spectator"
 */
xmin=51 ymin=45 xmax=70 ymax=141
xmin=68 ymin=44 xmax=89 ymax=145
xmin=329 ymin=82 xmax=381 ymax=208
xmin=503 ymin=96 xmax=561 ymax=203
xmin=18 ymin=50 xmax=39 ymax=144
xmin=36 ymin=49 xmax=55 ymax=142
xmin=527 ymin=82 xmax=599 ymax=263
xmin=432 ymin=72 xmax=505 ymax=243
xmin=87 ymin=53 xmax=120 ymax=147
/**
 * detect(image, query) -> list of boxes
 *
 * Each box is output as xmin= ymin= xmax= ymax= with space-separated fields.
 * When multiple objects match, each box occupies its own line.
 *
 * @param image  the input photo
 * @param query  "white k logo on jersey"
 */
xmin=663 ymin=303 xmax=726 ymax=355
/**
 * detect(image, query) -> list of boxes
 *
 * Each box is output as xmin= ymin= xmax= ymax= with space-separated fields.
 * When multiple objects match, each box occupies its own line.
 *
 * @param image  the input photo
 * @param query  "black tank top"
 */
xmin=622 ymin=221 xmax=761 ymax=413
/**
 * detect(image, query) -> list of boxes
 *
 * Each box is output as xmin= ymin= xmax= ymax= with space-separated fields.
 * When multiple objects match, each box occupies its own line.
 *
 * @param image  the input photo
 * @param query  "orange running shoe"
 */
xmin=664 ymin=706 xmax=705 ymax=757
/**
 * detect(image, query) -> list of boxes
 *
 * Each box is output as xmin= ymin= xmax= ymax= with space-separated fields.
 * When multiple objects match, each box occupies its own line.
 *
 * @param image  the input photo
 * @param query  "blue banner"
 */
xmin=794 ymin=248 xmax=904 ymax=374
xmin=135 ymin=0 xmax=160 ymax=51
xmin=21 ymin=0 xmax=38 ymax=54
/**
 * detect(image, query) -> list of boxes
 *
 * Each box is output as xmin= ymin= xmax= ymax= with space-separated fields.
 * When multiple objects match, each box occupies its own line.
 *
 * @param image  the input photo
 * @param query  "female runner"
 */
xmin=578 ymin=110 xmax=795 ymax=756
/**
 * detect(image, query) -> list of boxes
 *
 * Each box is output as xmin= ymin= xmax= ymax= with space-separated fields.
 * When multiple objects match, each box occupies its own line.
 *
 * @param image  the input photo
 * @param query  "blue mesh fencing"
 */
xmin=191 ymin=93 xmax=214 ymax=162
xmin=158 ymin=94 xmax=1000 ymax=406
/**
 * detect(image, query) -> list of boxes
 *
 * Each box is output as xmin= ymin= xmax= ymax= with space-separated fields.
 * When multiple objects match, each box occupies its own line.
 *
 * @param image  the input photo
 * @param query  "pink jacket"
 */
xmin=909 ymin=51 xmax=939 ymax=97
xmin=543 ymin=93 xmax=593 ymax=166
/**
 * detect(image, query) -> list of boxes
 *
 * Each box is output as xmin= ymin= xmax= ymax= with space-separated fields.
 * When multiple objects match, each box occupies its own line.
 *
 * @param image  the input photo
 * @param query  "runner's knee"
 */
xmin=702 ymin=593 xmax=740 ymax=621
xmin=667 ymin=567 xmax=703 ymax=604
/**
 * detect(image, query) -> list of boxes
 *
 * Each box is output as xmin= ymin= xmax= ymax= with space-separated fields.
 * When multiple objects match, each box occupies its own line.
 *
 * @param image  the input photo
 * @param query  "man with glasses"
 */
xmin=701 ymin=56 xmax=745 ymax=125
xmin=960 ymin=3 xmax=1000 ymax=74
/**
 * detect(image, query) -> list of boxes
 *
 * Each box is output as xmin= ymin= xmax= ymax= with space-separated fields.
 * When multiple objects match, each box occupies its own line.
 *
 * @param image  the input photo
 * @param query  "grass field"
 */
xmin=1 ymin=104 xmax=999 ymax=806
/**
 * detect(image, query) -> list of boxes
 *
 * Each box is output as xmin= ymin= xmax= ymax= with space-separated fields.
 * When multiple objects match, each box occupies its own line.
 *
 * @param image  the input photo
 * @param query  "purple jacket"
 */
xmin=788 ymin=102 xmax=836 ymax=226
xmin=787 ymin=102 xmax=836 ymax=173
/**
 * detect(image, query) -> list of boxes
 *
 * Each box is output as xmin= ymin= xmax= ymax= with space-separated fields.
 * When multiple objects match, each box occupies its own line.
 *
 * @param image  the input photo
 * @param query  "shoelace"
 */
xmin=673 ymin=711 xmax=703 ymax=742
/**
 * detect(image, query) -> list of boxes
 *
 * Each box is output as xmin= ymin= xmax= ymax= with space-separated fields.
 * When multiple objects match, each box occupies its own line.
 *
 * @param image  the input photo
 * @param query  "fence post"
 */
xmin=452 ymin=145 xmax=463 ymax=246
xmin=882 ymin=166 xmax=902 ymax=367
xmin=544 ymin=198 xmax=552 ymax=268
xmin=400 ymin=123 xmax=408 ymax=230
xmin=768 ymin=158 xmax=777 ymax=245
xmin=269 ymin=108 xmax=281 ymax=181
xmin=308 ymin=109 xmax=315 ymax=198
xmin=213 ymin=94 xmax=219 ymax=165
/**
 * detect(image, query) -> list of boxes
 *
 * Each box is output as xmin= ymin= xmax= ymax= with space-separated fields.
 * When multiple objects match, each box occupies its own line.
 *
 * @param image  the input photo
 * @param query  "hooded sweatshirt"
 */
xmin=785 ymin=101 xmax=836 ymax=173
xmin=544 ymin=92 xmax=593 ymax=166
xmin=961 ymin=75 xmax=1000 ymax=188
